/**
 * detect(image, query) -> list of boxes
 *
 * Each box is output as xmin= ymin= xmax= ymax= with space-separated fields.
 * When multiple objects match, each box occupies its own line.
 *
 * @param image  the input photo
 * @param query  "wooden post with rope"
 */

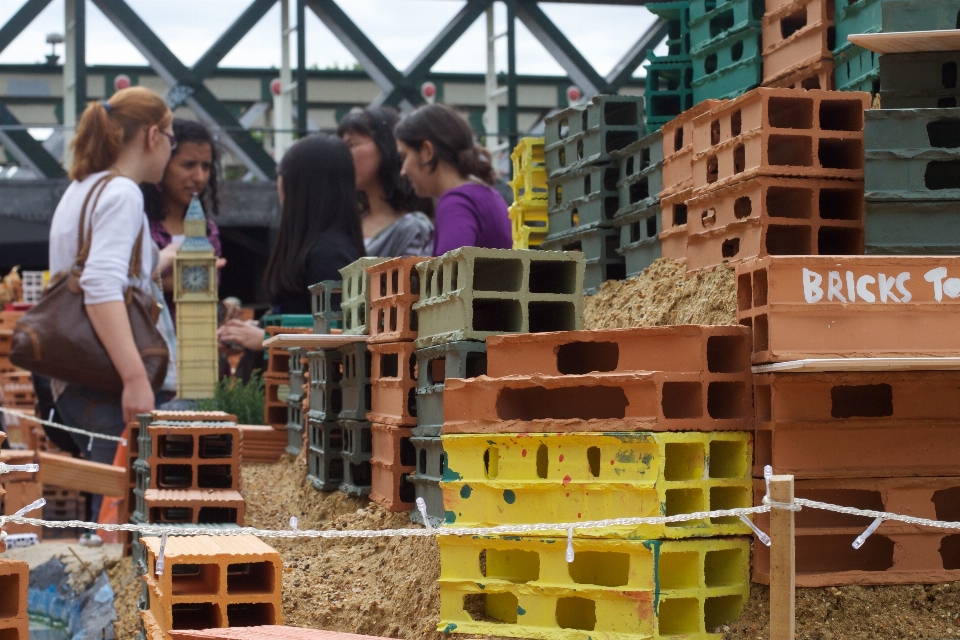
xmin=770 ymin=474 xmax=795 ymax=640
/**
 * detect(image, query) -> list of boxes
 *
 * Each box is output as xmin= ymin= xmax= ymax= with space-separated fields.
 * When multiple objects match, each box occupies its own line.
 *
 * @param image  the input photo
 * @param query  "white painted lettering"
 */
xmin=856 ymin=275 xmax=877 ymax=302
xmin=803 ymin=268 xmax=824 ymax=303
xmin=896 ymin=272 xmax=912 ymax=303
xmin=925 ymin=267 xmax=948 ymax=302
xmin=945 ymin=278 xmax=960 ymax=299
xmin=878 ymin=274 xmax=900 ymax=303
xmin=827 ymin=271 xmax=847 ymax=302
xmin=845 ymin=271 xmax=856 ymax=302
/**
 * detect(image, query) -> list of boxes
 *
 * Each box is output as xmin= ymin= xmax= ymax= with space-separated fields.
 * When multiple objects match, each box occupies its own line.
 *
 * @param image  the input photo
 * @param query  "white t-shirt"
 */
xmin=49 ymin=171 xmax=153 ymax=305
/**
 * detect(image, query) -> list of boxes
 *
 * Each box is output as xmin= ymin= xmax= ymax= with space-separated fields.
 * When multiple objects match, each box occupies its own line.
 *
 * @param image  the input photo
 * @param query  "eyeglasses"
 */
xmin=161 ymin=130 xmax=178 ymax=151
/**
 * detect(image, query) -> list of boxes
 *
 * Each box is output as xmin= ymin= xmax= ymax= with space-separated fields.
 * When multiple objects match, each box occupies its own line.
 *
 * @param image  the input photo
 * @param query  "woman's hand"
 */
xmin=157 ymin=241 xmax=181 ymax=276
xmin=217 ymin=319 xmax=266 ymax=351
xmin=122 ymin=376 xmax=156 ymax=424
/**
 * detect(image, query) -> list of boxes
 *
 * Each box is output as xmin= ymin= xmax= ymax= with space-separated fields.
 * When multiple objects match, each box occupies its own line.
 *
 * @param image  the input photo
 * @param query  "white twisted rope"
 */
xmin=0 ymin=406 xmax=127 ymax=445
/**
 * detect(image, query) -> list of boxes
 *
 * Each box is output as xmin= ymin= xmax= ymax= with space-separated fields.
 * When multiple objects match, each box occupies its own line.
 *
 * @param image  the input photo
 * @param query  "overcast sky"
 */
xmin=1 ymin=0 xmax=662 ymax=78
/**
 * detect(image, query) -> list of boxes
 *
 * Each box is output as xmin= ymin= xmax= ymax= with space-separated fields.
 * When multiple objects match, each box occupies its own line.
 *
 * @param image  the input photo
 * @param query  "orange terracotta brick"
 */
xmin=147 ymin=424 xmax=241 ymax=492
xmin=141 ymin=535 xmax=282 ymax=638
xmin=369 ymin=422 xmax=416 ymax=511
xmin=152 ymin=410 xmax=238 ymax=423
xmin=658 ymin=188 xmax=692 ymax=261
xmin=369 ymin=342 xmax=418 ymax=426
xmin=169 ymin=627 xmax=399 ymax=639
xmin=0 ymin=558 xmax=29 ymax=639
xmin=752 ymin=477 xmax=960 ymax=586
xmin=486 ymin=325 xmax=751 ymax=378
xmin=1 ymin=481 xmax=43 ymax=535
xmin=143 ymin=489 xmax=245 ymax=525
xmin=0 ymin=372 xmax=34 ymax=406
xmin=368 ymin=257 xmax=427 ymax=344
xmin=442 ymin=371 xmax=753 ymax=434
xmin=684 ymin=175 xmax=863 ymax=271
xmin=265 ymin=327 xmax=312 ymax=377
xmin=737 ymin=256 xmax=960 ymax=362
xmin=765 ymin=58 xmax=835 ymax=91
xmin=761 ymin=0 xmax=834 ymax=85
xmin=754 ymin=370 xmax=960 ymax=478
xmin=691 ymin=88 xmax=869 ymax=191
xmin=238 ymin=426 xmax=286 ymax=463
xmin=661 ymin=99 xmax=726 ymax=198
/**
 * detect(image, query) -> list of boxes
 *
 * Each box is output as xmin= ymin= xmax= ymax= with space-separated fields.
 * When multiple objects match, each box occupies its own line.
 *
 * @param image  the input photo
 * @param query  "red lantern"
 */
xmin=270 ymin=78 xmax=283 ymax=96
xmin=566 ymin=85 xmax=582 ymax=104
xmin=114 ymin=74 xmax=131 ymax=91
xmin=421 ymin=81 xmax=437 ymax=103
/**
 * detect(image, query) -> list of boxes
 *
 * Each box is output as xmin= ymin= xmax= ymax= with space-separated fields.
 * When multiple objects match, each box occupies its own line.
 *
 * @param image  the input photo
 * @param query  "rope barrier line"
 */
xmin=0 ymin=406 xmax=127 ymax=445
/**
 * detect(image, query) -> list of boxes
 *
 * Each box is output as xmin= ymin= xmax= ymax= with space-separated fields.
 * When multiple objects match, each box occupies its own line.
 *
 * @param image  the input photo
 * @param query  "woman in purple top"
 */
xmin=395 ymin=104 xmax=512 ymax=255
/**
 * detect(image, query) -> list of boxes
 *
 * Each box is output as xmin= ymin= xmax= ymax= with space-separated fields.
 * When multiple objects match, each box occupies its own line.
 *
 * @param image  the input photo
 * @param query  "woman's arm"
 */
xmin=86 ymin=301 xmax=155 ymax=422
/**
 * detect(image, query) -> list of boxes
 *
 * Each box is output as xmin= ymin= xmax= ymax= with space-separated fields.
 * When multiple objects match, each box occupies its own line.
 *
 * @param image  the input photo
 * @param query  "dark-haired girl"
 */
xmin=395 ymin=104 xmax=511 ymax=255
xmin=338 ymin=107 xmax=433 ymax=257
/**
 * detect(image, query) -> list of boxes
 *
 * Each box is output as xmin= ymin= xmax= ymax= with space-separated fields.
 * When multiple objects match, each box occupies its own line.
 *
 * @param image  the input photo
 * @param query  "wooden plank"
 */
xmin=262 ymin=334 xmax=368 ymax=349
xmin=769 ymin=475 xmax=796 ymax=640
xmin=752 ymin=357 xmax=960 ymax=373
xmin=37 ymin=452 xmax=126 ymax=497
xmin=849 ymin=30 xmax=960 ymax=54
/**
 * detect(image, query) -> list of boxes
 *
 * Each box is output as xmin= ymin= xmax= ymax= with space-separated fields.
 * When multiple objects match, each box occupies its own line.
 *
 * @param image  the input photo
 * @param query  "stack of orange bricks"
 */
xmin=0 ymin=552 xmax=28 ymax=640
xmin=658 ymin=87 xmax=870 ymax=272
xmin=263 ymin=326 xmax=312 ymax=430
xmin=0 ymin=439 xmax=41 ymax=540
xmin=0 ymin=309 xmax=22 ymax=375
xmin=738 ymin=255 xmax=960 ymax=586
xmin=365 ymin=257 xmax=426 ymax=512
xmin=761 ymin=0 xmax=837 ymax=91
xmin=0 ymin=371 xmax=38 ymax=449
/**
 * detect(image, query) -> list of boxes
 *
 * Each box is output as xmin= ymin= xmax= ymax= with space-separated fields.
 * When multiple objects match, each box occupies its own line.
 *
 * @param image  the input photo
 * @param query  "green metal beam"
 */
xmin=297 ymin=0 xmax=308 ymax=137
xmin=91 ymin=0 xmax=276 ymax=178
xmin=0 ymin=0 xmax=54 ymax=55
xmin=0 ymin=101 xmax=66 ymax=178
xmin=192 ymin=0 xmax=277 ymax=80
xmin=605 ymin=17 xmax=668 ymax=90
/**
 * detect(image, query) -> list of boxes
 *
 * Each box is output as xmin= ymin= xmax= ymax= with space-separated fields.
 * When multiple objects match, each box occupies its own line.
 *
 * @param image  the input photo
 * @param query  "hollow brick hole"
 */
xmin=587 ymin=446 xmax=601 ymax=477
xmin=641 ymin=146 xmax=651 ymax=170
xmin=172 ymin=603 xmax=220 ymax=630
xmin=556 ymin=596 xmax=597 ymax=631
xmin=630 ymin=177 xmax=650 ymax=203
xmin=407 ymin=387 xmax=417 ymax=417
xmin=557 ymin=341 xmax=619 ymax=375
xmin=769 ymin=135 xmax=813 ymax=166
xmin=820 ymin=188 xmax=862 ymax=220
xmin=529 ymin=301 xmax=577 ymax=333
xmin=578 ymin=139 xmax=585 ymax=161
xmin=473 ymin=258 xmax=522 ymax=292
xmin=664 ymin=442 xmax=704 ymax=480
xmin=766 ymin=225 xmax=811 ymax=255
xmin=819 ymin=100 xmax=863 ymax=132
xmin=530 ymin=259 xmax=578 ymax=294
xmin=662 ymin=382 xmax=703 ymax=419
xmin=780 ymin=7 xmax=807 ymax=39
xmin=830 ymin=384 xmax=893 ymax=418
xmin=555 ymin=184 xmax=563 ymax=206
xmin=626 ymin=155 xmax=635 ymax=177
xmin=768 ymin=186 xmax=811 ymax=218
xmin=753 ymin=314 xmax=769 ymax=352
xmin=711 ymin=119 xmax=721 ymax=146
xmin=496 ymin=386 xmax=629 ymax=421
xmin=418 ymin=448 xmax=427 ymax=474
xmin=941 ymin=535 xmax=960 ymax=570
xmin=731 ymin=39 xmax=744 ymax=61
xmin=734 ymin=196 xmax=752 ymax=219
xmin=755 ymin=383 xmax=772 ymax=422
xmin=536 ymin=443 xmax=549 ymax=479
xmin=381 ymin=353 xmax=399 ymax=378
xmin=227 ymin=602 xmax=277 ymax=627
xmin=710 ymin=9 xmax=734 ymax=38
xmin=933 ymin=486 xmax=960 ymax=522
xmin=797 ymin=534 xmax=894 ymax=573
xmin=731 ymin=109 xmax=742 ymax=137
xmin=927 ymin=119 xmax=960 ymax=149
xmin=818 ymin=227 xmax=862 ymax=254
xmin=706 ymin=595 xmax=745 ymax=631
xmin=472 ymin=299 xmax=522 ymax=333
xmin=660 ymin=551 xmax=698 ymax=590
xmin=702 ymin=208 xmax=717 ymax=229
xmin=463 ymin=592 xmax=517 ymax=624
xmin=710 ymin=485 xmax=750 ymax=523
xmin=465 ymin=351 xmax=487 ymax=378
xmin=153 ymin=507 xmax=192 ymax=522
xmin=157 ymin=464 xmax=192 ymax=489
xmin=707 ymin=335 xmax=750 ymax=373
xmin=400 ymin=437 xmax=416 ymax=467
xmin=0 ymin=573 xmax=19 ymax=617
xmin=710 ymin=439 xmax=747 ymax=478
xmin=768 ymin=97 xmax=813 ymax=129
xmin=721 ymin=237 xmax=740 ymax=258
xmin=483 ymin=447 xmax=498 ymax=478
xmin=159 ymin=434 xmax=193 ymax=458
xmin=568 ymin=551 xmax=629 ymax=587
xmin=198 ymin=506 xmax=237 ymax=523
xmin=943 ymin=62 xmax=958 ymax=89
xmin=665 ymin=488 xmax=704 ymax=527
xmin=733 ymin=143 xmax=746 ymax=174
xmin=606 ymin=130 xmax=639 ymax=153
xmin=481 ymin=548 xmax=540 ymax=583
xmin=673 ymin=203 xmax=689 ymax=227
xmin=171 ymin=563 xmax=219 ymax=597
xmin=558 ymin=118 xmax=569 ymax=139
xmin=674 ymin=127 xmax=684 ymax=151
xmin=429 ymin=358 xmax=445 ymax=384
xmin=389 ymin=306 xmax=398 ymax=332
xmin=819 ymin=139 xmax=862 ymax=169
xmin=658 ymin=598 xmax=700 ymax=635
xmin=707 ymin=155 xmax=719 ymax=183
xmin=707 ymin=381 xmax=750 ymax=419
xmin=925 ymin=160 xmax=960 ymax=190
xmin=737 ymin=273 xmax=752 ymax=311
xmin=197 ymin=464 xmax=233 ymax=489
xmin=705 ymin=53 xmax=718 ymax=75
xmin=391 ymin=268 xmax=399 ymax=296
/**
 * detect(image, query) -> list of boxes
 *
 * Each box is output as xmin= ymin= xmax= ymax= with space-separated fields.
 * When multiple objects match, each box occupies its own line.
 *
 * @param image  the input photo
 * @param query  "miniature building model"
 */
xmin=175 ymin=195 xmax=219 ymax=399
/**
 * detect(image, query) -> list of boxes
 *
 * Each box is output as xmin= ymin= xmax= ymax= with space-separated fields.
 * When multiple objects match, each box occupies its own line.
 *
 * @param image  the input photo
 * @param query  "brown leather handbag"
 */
xmin=10 ymin=174 xmax=169 ymax=395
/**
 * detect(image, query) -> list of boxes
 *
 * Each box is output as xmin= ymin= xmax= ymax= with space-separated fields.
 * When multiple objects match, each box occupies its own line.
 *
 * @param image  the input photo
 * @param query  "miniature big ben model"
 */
xmin=174 ymin=194 xmax=218 ymax=399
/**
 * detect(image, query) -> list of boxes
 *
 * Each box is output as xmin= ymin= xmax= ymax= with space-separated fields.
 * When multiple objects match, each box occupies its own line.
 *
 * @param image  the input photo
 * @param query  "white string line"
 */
xmin=0 ymin=406 xmax=127 ymax=445
xmin=793 ymin=498 xmax=960 ymax=531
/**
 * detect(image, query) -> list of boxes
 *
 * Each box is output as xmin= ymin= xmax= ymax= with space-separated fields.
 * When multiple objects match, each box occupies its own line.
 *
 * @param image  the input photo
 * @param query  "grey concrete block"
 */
xmin=614 ymin=200 xmax=663 ymax=278
xmin=544 ymin=95 xmax=645 ymax=179
xmin=339 ymin=257 xmax=390 ymax=335
xmin=414 ymin=340 xmax=487 ymax=436
xmin=880 ymin=51 xmax=960 ymax=110
xmin=338 ymin=341 xmax=371 ymax=420
xmin=865 ymin=198 xmax=960 ymax=254
xmin=540 ymin=225 xmax=625 ymax=295
xmin=307 ymin=349 xmax=343 ymax=422
xmin=409 ymin=435 xmax=445 ymax=524
xmin=309 ymin=280 xmax=343 ymax=334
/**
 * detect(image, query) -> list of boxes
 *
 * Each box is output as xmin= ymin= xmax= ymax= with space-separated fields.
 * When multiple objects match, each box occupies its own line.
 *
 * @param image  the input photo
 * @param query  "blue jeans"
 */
xmin=54 ymin=385 xmax=125 ymax=520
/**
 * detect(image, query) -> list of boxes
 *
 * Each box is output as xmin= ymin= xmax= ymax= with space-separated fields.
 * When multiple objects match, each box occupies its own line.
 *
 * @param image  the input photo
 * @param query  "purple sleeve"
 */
xmin=433 ymin=191 xmax=481 ymax=256
xmin=207 ymin=219 xmax=223 ymax=257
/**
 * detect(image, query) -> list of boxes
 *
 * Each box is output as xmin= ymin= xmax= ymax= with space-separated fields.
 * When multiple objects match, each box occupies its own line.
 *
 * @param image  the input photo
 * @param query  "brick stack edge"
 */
xmin=264 ymin=326 xmax=312 ymax=430
xmin=736 ymin=255 xmax=960 ymax=586
xmin=168 ymin=626 xmax=401 ymax=639
xmin=436 ymin=326 xmax=755 ymax=637
xmin=0 ymin=557 xmax=29 ymax=640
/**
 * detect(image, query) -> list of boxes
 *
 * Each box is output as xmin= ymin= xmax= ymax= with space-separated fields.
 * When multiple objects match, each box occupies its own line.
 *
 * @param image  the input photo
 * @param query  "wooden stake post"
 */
xmin=770 ymin=474 xmax=795 ymax=640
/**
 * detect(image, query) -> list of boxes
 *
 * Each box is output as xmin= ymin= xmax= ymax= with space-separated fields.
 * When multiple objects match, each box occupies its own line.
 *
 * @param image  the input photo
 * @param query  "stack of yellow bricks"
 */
xmin=436 ymin=326 xmax=756 ymax=639
xmin=507 ymin=137 xmax=548 ymax=249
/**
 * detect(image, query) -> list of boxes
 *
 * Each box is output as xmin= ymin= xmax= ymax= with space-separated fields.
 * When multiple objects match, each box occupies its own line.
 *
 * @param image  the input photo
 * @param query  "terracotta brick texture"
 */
xmin=684 ymin=175 xmax=863 ymax=272
xmin=369 ymin=423 xmax=416 ymax=511
xmin=143 ymin=489 xmax=245 ymax=525
xmin=367 ymin=256 xmax=427 ymax=344
xmin=368 ymin=342 xmax=418 ymax=426
xmin=0 ymin=558 xmax=28 ymax=639
xmin=691 ymin=88 xmax=870 ymax=192
xmin=442 ymin=370 xmax=753 ymax=434
xmin=761 ymin=0 xmax=835 ymax=85
xmin=265 ymin=327 xmax=312 ymax=378
xmin=737 ymin=256 xmax=960 ymax=362
xmin=753 ymin=477 xmax=960 ymax=586
xmin=238 ymin=425 xmax=287 ymax=463
xmin=168 ymin=626 xmax=399 ymax=639
xmin=141 ymin=535 xmax=282 ymax=637
xmin=765 ymin=58 xmax=835 ymax=91
xmin=658 ymin=188 xmax=692 ymax=261
xmin=264 ymin=378 xmax=291 ymax=430
xmin=1 ymin=481 xmax=43 ymax=535
xmin=146 ymin=424 xmax=241 ymax=492
xmin=754 ymin=370 xmax=960 ymax=478
xmin=0 ymin=372 xmax=34 ymax=406
xmin=661 ymin=99 xmax=727 ymax=198
xmin=151 ymin=410 xmax=238 ymax=423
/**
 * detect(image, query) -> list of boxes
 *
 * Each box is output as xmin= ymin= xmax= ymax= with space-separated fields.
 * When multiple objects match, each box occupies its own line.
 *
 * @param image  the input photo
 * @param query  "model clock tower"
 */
xmin=174 ymin=194 xmax=218 ymax=399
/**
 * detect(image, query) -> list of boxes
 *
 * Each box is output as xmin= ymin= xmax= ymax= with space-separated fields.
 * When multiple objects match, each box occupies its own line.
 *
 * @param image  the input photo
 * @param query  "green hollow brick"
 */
xmin=865 ymin=199 xmax=960 ymax=255
xmin=834 ymin=44 xmax=880 ymax=94
xmin=337 ymin=341 xmax=371 ymax=421
xmin=540 ymin=226 xmax=625 ymax=295
xmin=688 ymin=0 xmax=763 ymax=56
xmin=309 ymin=280 xmax=343 ymax=334
xmin=338 ymin=257 xmax=390 ymax=335
xmin=544 ymin=95 xmax=645 ymax=179
xmin=691 ymin=28 xmax=762 ymax=103
xmin=412 ymin=247 xmax=585 ymax=349
xmin=409 ymin=435 xmax=446 ymax=527
xmin=880 ymin=51 xmax=960 ymax=110
xmin=648 ymin=1 xmax=693 ymax=63
xmin=833 ymin=0 xmax=881 ymax=56
xmin=307 ymin=349 xmax=343 ymax=422
xmin=865 ymin=107 xmax=960 ymax=201
xmin=547 ymin=164 xmax=620 ymax=236
xmin=644 ymin=60 xmax=695 ymax=130
xmin=881 ymin=0 xmax=960 ymax=31
xmin=414 ymin=340 xmax=488 ymax=437
xmin=614 ymin=201 xmax=663 ymax=279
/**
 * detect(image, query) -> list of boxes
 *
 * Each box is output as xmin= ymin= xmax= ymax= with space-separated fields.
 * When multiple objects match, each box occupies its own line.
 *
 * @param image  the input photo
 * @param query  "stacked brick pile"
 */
xmin=436 ymin=325 xmax=756 ymax=637
xmin=129 ymin=411 xmax=244 ymax=559
xmin=0 ymin=443 xmax=41 ymax=540
xmin=410 ymin=248 xmax=584 ymax=525
xmin=611 ymin=130 xmax=665 ymax=278
xmin=762 ymin=0 xmax=836 ymax=90
xmin=139 ymin=534 xmax=282 ymax=638
xmin=689 ymin=0 xmax=763 ymax=103
xmin=832 ymin=0 xmax=882 ymax=93
xmin=541 ymin=95 xmax=645 ymax=292
xmin=0 ymin=308 xmax=23 ymax=374
xmin=263 ymin=325 xmax=311 ymax=430
xmin=284 ymin=347 xmax=308 ymax=456
xmin=738 ymin=256 xmax=960 ymax=585
xmin=506 ymin=137 xmax=549 ymax=249
xmin=0 ymin=371 xmax=38 ymax=449
xmin=0 ymin=556 xmax=28 ymax=640
xmin=365 ymin=257 xmax=426 ymax=511
xmin=644 ymin=1 xmax=695 ymax=132
xmin=305 ymin=258 xmax=387 ymax=497
xmin=658 ymin=87 xmax=869 ymax=271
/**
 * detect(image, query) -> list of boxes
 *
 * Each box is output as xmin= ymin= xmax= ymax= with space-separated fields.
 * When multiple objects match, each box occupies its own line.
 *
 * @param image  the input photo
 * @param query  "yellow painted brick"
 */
xmin=438 ymin=535 xmax=750 ymax=639
xmin=509 ymin=137 xmax=548 ymax=206
xmin=441 ymin=431 xmax=752 ymax=538
xmin=509 ymin=200 xmax=549 ymax=249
